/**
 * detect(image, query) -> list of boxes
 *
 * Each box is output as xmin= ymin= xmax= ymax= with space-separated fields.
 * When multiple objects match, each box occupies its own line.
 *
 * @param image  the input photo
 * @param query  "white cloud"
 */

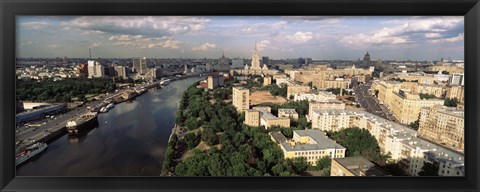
xmin=341 ymin=17 xmax=462 ymax=47
xmin=46 ymin=44 xmax=60 ymax=48
xmin=62 ymin=16 xmax=210 ymax=38
xmin=107 ymin=34 xmax=179 ymax=49
xmin=147 ymin=39 xmax=180 ymax=49
xmin=286 ymin=31 xmax=314 ymax=43
xmin=21 ymin=22 xmax=49 ymax=29
xmin=235 ymin=21 xmax=287 ymax=36
xmin=429 ymin=33 xmax=464 ymax=43
xmin=192 ymin=42 xmax=216 ymax=51
xmin=256 ymin=40 xmax=270 ymax=51
xmin=82 ymin=30 xmax=105 ymax=35
xmin=90 ymin=42 xmax=103 ymax=48
xmin=425 ymin=33 xmax=442 ymax=38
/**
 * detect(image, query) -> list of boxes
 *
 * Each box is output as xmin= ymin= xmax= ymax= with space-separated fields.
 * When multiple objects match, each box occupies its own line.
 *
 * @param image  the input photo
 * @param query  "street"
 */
xmin=352 ymin=79 xmax=394 ymax=121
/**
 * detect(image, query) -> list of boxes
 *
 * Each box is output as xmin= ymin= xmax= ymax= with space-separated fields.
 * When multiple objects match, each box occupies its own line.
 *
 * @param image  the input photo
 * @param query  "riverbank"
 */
xmin=17 ymin=77 xmax=204 ymax=176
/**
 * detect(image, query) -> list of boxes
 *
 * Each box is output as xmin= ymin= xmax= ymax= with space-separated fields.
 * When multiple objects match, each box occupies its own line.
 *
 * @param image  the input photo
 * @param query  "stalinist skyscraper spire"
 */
xmin=250 ymin=41 xmax=261 ymax=70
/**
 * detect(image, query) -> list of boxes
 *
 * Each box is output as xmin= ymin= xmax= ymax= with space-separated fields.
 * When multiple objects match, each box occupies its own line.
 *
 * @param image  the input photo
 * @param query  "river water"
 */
xmin=16 ymin=77 xmax=203 ymax=176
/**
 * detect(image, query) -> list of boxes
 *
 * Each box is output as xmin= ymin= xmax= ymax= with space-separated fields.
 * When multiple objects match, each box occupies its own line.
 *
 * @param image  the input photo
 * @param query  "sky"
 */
xmin=16 ymin=16 xmax=464 ymax=60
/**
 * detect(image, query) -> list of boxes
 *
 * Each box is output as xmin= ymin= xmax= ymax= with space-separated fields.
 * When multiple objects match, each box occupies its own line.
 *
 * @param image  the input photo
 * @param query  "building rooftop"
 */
xmin=278 ymin=108 xmax=298 ymax=115
xmin=279 ymin=130 xmax=346 ymax=152
xmin=334 ymin=156 xmax=391 ymax=176
xmin=269 ymin=132 xmax=287 ymax=144
xmin=312 ymin=109 xmax=354 ymax=116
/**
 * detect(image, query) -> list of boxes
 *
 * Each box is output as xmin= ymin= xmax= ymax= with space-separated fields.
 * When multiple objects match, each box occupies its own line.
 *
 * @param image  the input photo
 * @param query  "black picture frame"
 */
xmin=1 ymin=0 xmax=479 ymax=192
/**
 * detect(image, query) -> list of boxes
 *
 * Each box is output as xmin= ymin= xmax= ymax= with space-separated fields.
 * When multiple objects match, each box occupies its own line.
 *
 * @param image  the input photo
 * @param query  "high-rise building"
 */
xmin=262 ymin=56 xmax=269 ymax=65
xmin=104 ymin=65 xmax=115 ymax=77
xmin=94 ymin=64 xmax=105 ymax=77
xmin=87 ymin=60 xmax=104 ymax=78
xmin=214 ymin=52 xmax=230 ymax=71
xmin=207 ymin=75 xmax=224 ymax=89
xmin=363 ymin=51 xmax=371 ymax=66
xmin=232 ymin=87 xmax=250 ymax=112
xmin=250 ymin=42 xmax=262 ymax=70
xmin=449 ymin=73 xmax=464 ymax=86
xmin=133 ymin=57 xmax=147 ymax=75
xmin=376 ymin=59 xmax=382 ymax=67
xmin=114 ymin=66 xmax=127 ymax=79
xmin=231 ymin=58 xmax=244 ymax=69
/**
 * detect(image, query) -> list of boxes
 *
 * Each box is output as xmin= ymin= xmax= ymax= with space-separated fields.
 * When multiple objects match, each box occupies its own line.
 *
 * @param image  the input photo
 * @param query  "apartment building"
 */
xmin=232 ymin=87 xmax=249 ymax=112
xmin=308 ymin=108 xmax=464 ymax=176
xmin=418 ymin=105 xmax=464 ymax=152
xmin=314 ymin=80 xmax=347 ymax=89
xmin=276 ymin=77 xmax=295 ymax=86
xmin=269 ymin=130 xmax=346 ymax=165
xmin=446 ymin=86 xmax=464 ymax=103
xmin=287 ymin=84 xmax=310 ymax=99
xmin=371 ymin=80 xmax=401 ymax=107
xmin=245 ymin=106 xmax=290 ymax=128
xmin=244 ymin=109 xmax=261 ymax=127
xmin=308 ymin=101 xmax=346 ymax=120
xmin=390 ymin=90 xmax=444 ymax=124
xmin=310 ymin=109 xmax=355 ymax=131
xmin=330 ymin=156 xmax=390 ymax=176
xmin=278 ymin=108 xmax=299 ymax=121
xmin=416 ymin=84 xmax=445 ymax=98
xmin=207 ymin=75 xmax=225 ymax=89
xmin=263 ymin=76 xmax=272 ymax=86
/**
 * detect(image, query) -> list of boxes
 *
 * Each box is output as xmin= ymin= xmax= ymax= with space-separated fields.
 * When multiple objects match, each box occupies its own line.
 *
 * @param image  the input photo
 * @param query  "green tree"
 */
xmin=444 ymin=98 xmax=459 ymax=107
xmin=292 ymin=157 xmax=308 ymax=173
xmin=328 ymin=127 xmax=388 ymax=165
xmin=316 ymin=156 xmax=331 ymax=170
xmin=201 ymin=128 xmax=218 ymax=146
xmin=409 ymin=119 xmax=420 ymax=130
xmin=184 ymin=132 xmax=200 ymax=149
xmin=185 ymin=117 xmax=199 ymax=131
xmin=418 ymin=162 xmax=439 ymax=176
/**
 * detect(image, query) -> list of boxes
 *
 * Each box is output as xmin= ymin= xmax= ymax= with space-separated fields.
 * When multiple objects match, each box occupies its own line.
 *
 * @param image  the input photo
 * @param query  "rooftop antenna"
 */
xmin=89 ymin=48 xmax=92 ymax=60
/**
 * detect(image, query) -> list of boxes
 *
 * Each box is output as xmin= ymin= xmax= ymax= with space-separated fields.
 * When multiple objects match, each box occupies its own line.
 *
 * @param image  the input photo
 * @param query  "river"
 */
xmin=16 ymin=77 xmax=204 ymax=176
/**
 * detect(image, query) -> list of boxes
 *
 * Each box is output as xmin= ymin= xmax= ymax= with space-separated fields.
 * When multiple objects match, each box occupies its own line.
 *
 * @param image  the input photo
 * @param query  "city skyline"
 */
xmin=17 ymin=16 xmax=464 ymax=60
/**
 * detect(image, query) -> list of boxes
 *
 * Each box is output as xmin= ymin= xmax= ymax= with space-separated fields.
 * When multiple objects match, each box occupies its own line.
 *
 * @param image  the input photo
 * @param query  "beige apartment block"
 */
xmin=429 ymin=65 xmax=464 ymax=74
xmin=294 ymin=91 xmax=337 ymax=102
xmin=418 ymin=105 xmax=464 ymax=152
xmin=308 ymin=108 xmax=464 ymax=176
xmin=390 ymin=90 xmax=444 ymax=124
xmin=308 ymin=101 xmax=346 ymax=120
xmin=310 ymin=109 xmax=354 ymax=131
xmin=278 ymin=108 xmax=299 ymax=121
xmin=232 ymin=87 xmax=250 ymax=112
xmin=372 ymin=80 xmax=401 ymax=107
xmin=330 ymin=156 xmax=390 ymax=176
xmin=244 ymin=109 xmax=261 ymax=127
xmin=416 ymin=84 xmax=445 ymax=98
xmin=247 ymin=106 xmax=290 ymax=128
xmin=446 ymin=86 xmax=464 ymax=103
xmin=287 ymin=84 xmax=310 ymax=99
xmin=314 ymin=80 xmax=347 ymax=90
xmin=270 ymin=130 xmax=346 ymax=165
xmin=263 ymin=76 xmax=272 ymax=86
